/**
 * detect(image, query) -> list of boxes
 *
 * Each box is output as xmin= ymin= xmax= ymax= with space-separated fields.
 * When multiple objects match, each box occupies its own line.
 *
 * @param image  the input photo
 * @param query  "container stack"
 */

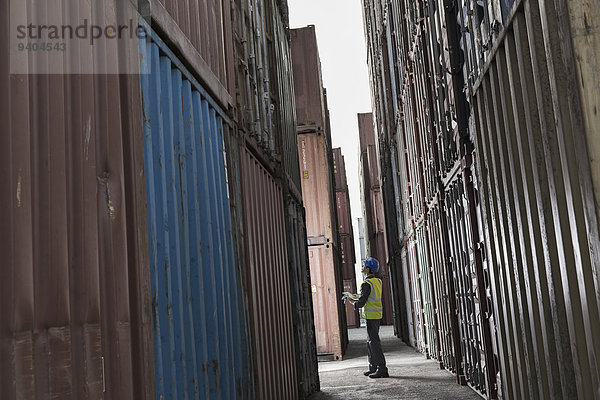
xmin=332 ymin=148 xmax=360 ymax=329
xmin=291 ymin=26 xmax=348 ymax=360
xmin=357 ymin=113 xmax=395 ymax=326
xmin=363 ymin=0 xmax=600 ymax=397
xmin=0 ymin=0 xmax=320 ymax=399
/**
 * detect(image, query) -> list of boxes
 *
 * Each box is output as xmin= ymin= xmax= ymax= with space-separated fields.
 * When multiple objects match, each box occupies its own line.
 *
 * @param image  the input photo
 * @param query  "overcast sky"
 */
xmin=288 ymin=0 xmax=372 ymax=283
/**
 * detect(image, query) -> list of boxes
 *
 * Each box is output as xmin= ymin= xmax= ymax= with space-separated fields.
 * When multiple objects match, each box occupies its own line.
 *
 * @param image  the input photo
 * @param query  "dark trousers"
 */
xmin=366 ymin=319 xmax=387 ymax=372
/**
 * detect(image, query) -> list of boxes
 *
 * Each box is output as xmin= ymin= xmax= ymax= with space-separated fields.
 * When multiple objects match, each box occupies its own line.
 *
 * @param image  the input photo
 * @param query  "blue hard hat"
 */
xmin=363 ymin=257 xmax=379 ymax=273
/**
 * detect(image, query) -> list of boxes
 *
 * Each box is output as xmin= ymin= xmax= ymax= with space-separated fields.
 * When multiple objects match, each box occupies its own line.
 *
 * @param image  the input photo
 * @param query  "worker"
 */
xmin=350 ymin=257 xmax=389 ymax=378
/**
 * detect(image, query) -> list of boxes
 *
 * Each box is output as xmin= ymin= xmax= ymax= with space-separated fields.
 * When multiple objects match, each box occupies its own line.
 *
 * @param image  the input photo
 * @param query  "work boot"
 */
xmin=363 ymin=369 xmax=376 ymax=376
xmin=369 ymin=369 xmax=389 ymax=379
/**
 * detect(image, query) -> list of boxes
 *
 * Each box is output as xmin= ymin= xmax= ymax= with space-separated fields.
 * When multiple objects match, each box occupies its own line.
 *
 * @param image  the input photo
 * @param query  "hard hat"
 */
xmin=363 ymin=257 xmax=379 ymax=273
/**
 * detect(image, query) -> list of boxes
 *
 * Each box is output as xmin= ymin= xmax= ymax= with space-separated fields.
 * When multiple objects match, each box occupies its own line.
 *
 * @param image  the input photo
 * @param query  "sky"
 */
xmin=287 ymin=0 xmax=373 ymax=284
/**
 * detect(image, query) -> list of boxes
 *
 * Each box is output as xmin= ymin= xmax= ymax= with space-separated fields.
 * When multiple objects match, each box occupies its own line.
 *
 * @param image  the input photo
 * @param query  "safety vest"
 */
xmin=362 ymin=277 xmax=383 ymax=319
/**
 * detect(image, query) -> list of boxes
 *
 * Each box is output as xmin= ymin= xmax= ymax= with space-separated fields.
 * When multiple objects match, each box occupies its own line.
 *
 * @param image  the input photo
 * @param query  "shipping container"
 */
xmin=139 ymin=29 xmax=254 ymax=399
xmin=283 ymin=198 xmax=320 ymax=398
xmin=296 ymin=132 xmax=345 ymax=358
xmin=427 ymin=204 xmax=461 ymax=376
xmin=297 ymin=134 xmax=337 ymax=245
xmin=332 ymin=148 xmax=348 ymax=191
xmin=466 ymin=0 xmax=600 ymax=394
xmin=335 ymin=193 xmax=351 ymax=236
xmin=141 ymin=0 xmax=234 ymax=108
xmin=237 ymin=147 xmax=299 ymax=400
xmin=339 ymin=236 xmax=356 ymax=280
xmin=406 ymin=237 xmax=426 ymax=353
xmin=308 ymin=244 xmax=345 ymax=359
xmin=0 ymin=0 xmax=155 ymax=397
xmin=414 ymin=223 xmax=439 ymax=362
xmin=291 ymin=26 xmax=327 ymax=132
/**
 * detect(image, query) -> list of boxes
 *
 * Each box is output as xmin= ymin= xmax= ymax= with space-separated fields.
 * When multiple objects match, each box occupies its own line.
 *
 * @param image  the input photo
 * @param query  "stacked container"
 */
xmin=0 ymin=0 xmax=320 ymax=399
xmin=363 ymin=0 xmax=600 ymax=397
xmin=291 ymin=26 xmax=348 ymax=360
xmin=332 ymin=148 xmax=360 ymax=328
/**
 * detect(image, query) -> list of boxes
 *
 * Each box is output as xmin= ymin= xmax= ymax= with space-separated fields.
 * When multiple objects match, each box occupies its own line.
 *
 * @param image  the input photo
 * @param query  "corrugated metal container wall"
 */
xmin=238 ymin=147 xmax=299 ymax=399
xmin=340 ymin=236 xmax=356 ymax=279
xmin=462 ymin=0 xmax=600 ymax=394
xmin=0 ymin=2 xmax=154 ymax=398
xmin=427 ymin=204 xmax=461 ymax=375
xmin=406 ymin=237 xmax=426 ymax=353
xmin=414 ymin=224 xmax=438 ymax=362
xmin=139 ymin=31 xmax=253 ymax=399
xmin=142 ymin=0 xmax=233 ymax=107
xmin=308 ymin=244 xmax=345 ymax=359
xmin=283 ymin=198 xmax=320 ymax=398
xmin=401 ymin=247 xmax=416 ymax=347
xmin=297 ymin=134 xmax=345 ymax=359
xmin=445 ymin=177 xmax=489 ymax=396
xmin=336 ymin=193 xmax=351 ymax=236
xmin=298 ymin=134 xmax=336 ymax=245
xmin=266 ymin=0 xmax=303 ymax=195
xmin=362 ymin=0 xmax=501 ymax=396
xmin=291 ymin=26 xmax=326 ymax=131
xmin=332 ymin=148 xmax=346 ymax=190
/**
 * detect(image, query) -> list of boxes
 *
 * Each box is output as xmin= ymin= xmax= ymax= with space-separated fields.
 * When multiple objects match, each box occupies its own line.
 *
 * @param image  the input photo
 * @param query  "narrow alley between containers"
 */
xmin=309 ymin=326 xmax=482 ymax=400
xmin=2 ymin=0 xmax=600 ymax=399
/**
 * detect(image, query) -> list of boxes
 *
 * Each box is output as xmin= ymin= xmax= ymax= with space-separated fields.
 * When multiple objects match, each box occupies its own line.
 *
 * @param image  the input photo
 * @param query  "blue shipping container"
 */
xmin=139 ymin=26 xmax=253 ymax=400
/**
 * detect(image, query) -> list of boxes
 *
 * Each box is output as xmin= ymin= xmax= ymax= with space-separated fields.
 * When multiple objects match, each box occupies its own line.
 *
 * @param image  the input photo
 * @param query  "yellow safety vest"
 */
xmin=362 ymin=277 xmax=383 ymax=319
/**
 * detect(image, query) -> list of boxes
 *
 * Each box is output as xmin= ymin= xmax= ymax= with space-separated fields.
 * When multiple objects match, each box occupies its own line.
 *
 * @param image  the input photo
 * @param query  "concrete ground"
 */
xmin=309 ymin=326 xmax=482 ymax=400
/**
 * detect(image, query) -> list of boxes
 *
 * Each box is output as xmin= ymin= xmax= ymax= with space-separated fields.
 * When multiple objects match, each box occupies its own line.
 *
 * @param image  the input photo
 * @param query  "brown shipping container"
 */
xmin=358 ymin=113 xmax=376 ymax=149
xmin=343 ymin=280 xmax=360 ymax=328
xmin=340 ymin=236 xmax=357 ymax=280
xmin=366 ymin=145 xmax=380 ymax=189
xmin=0 ymin=3 xmax=154 ymax=398
xmin=283 ymin=197 xmax=320 ymax=398
xmin=298 ymin=134 xmax=336 ymax=244
xmin=308 ymin=245 xmax=345 ymax=359
xmin=239 ymin=147 xmax=299 ymax=400
xmin=291 ymin=26 xmax=327 ymax=131
xmin=144 ymin=0 xmax=234 ymax=106
xmin=336 ymin=192 xmax=351 ymax=236
xmin=297 ymin=132 xmax=345 ymax=358
xmin=332 ymin=147 xmax=348 ymax=190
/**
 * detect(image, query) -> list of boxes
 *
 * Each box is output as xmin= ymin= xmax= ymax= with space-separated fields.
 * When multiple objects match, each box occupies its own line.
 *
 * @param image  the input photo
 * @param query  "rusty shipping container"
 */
xmin=0 ymin=0 xmax=157 ymax=397
xmin=226 ymin=0 xmax=321 ymax=397
xmin=296 ymin=132 xmax=346 ymax=359
xmin=234 ymin=147 xmax=299 ymax=399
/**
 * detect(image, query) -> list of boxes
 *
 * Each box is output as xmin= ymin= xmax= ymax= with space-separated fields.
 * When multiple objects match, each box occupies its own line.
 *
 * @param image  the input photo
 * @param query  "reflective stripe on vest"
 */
xmin=362 ymin=277 xmax=383 ymax=319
